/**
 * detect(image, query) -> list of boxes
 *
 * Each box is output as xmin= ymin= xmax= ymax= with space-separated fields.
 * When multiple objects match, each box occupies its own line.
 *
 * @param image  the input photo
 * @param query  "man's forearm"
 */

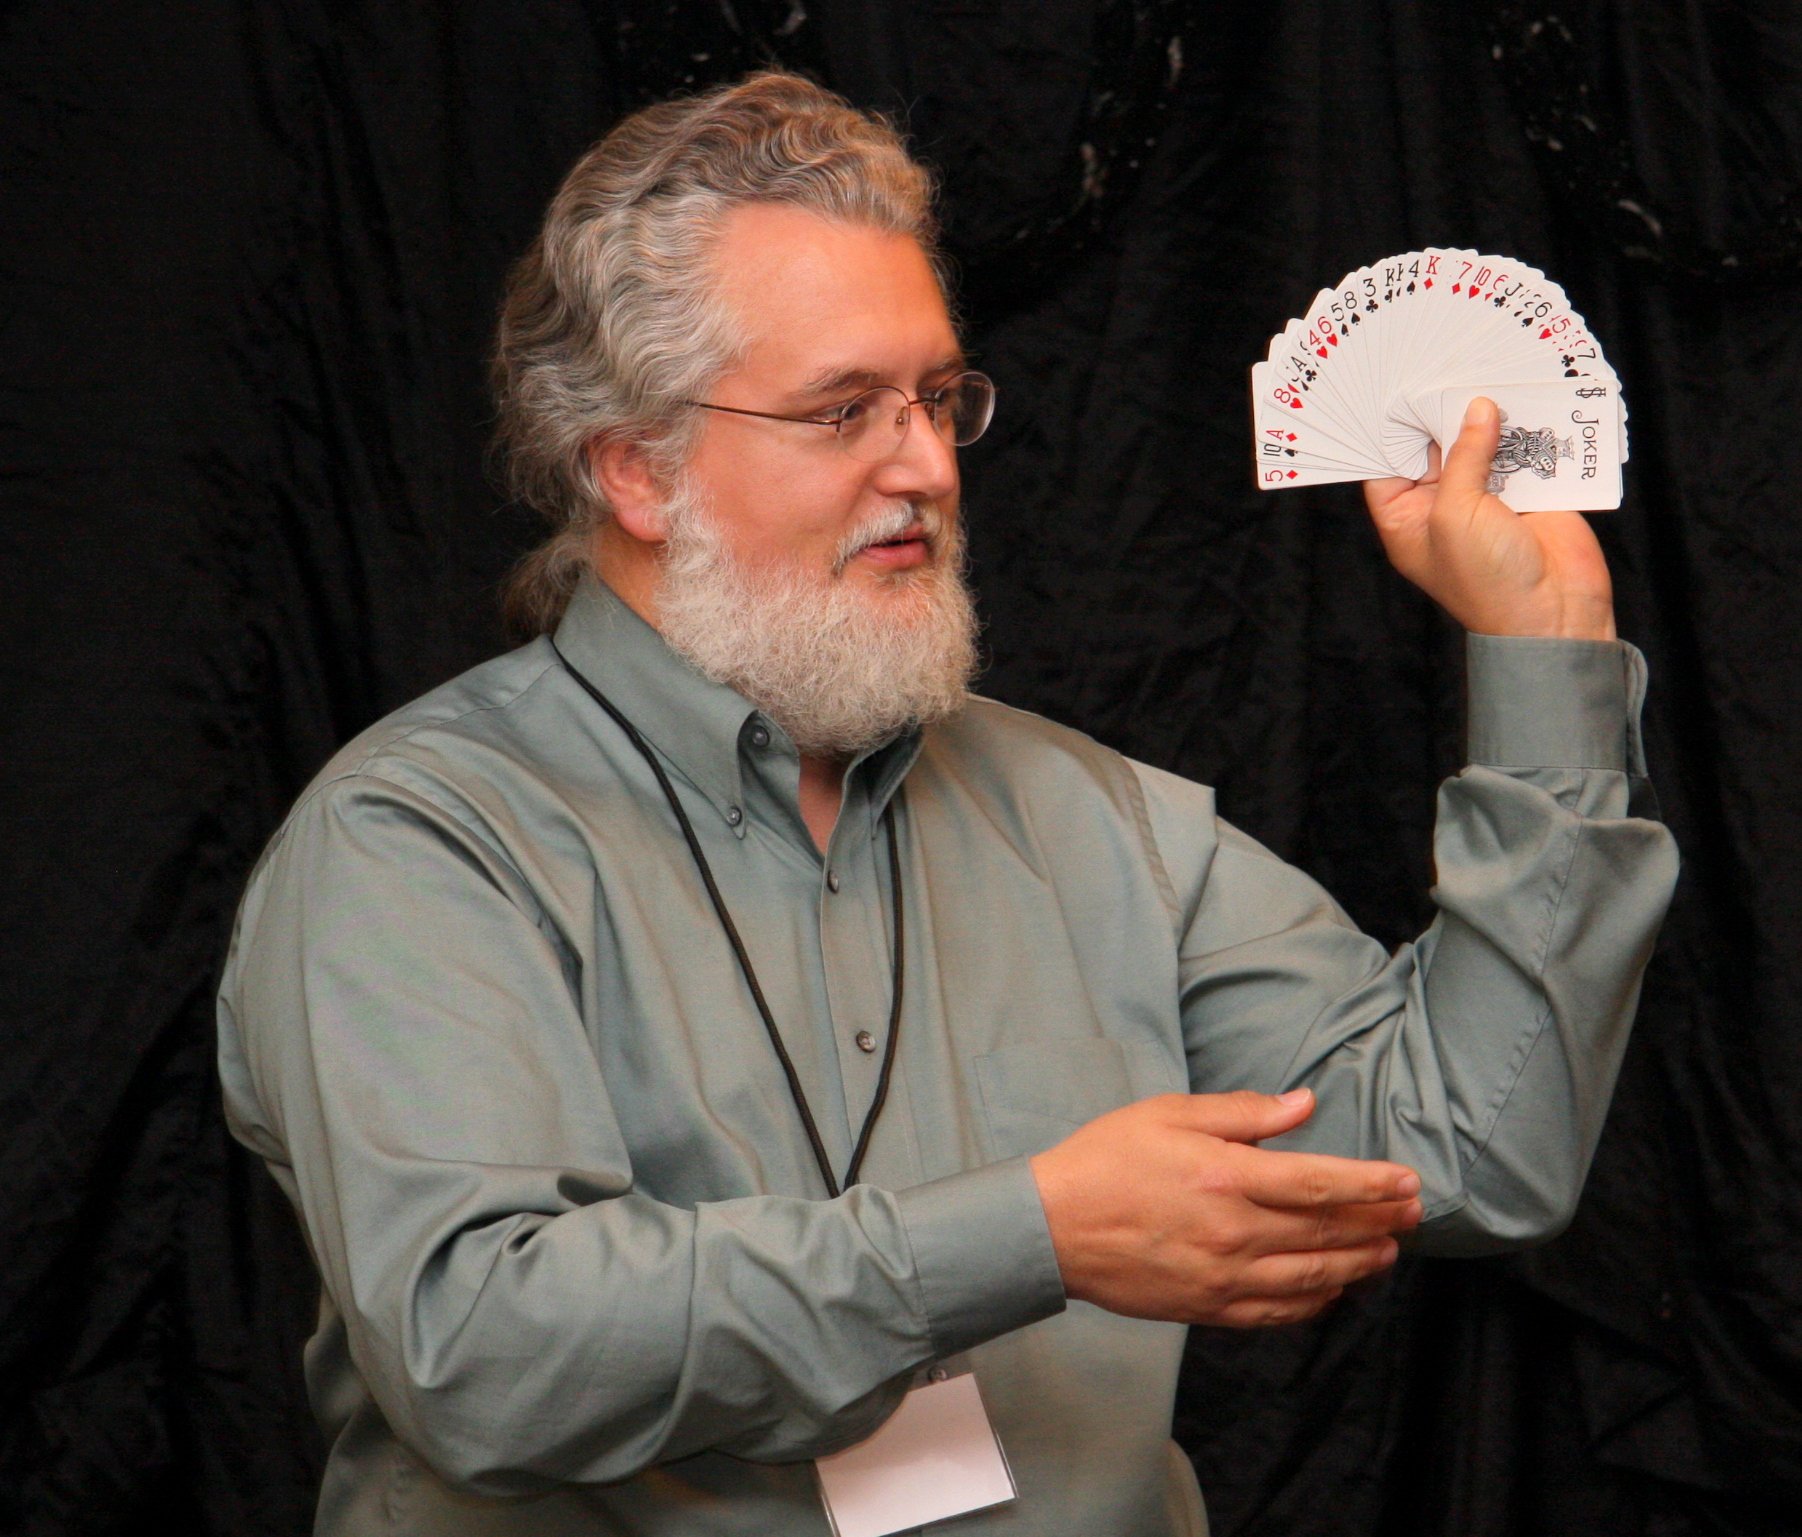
xmin=219 ymin=774 xmax=1063 ymax=1494
xmin=1147 ymin=637 xmax=1677 ymax=1250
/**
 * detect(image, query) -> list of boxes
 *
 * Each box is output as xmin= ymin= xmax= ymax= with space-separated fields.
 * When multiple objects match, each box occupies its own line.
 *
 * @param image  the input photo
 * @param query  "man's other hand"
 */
xmin=1362 ymin=395 xmax=1617 ymax=641
xmin=1028 ymin=1089 xmax=1422 ymax=1328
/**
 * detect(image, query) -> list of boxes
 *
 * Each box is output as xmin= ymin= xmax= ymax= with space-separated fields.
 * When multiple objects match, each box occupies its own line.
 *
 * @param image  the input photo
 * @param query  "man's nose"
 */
xmin=872 ymin=402 xmax=960 ymax=503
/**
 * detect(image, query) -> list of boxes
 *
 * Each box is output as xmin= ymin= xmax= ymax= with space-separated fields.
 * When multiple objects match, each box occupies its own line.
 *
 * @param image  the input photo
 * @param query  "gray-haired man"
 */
xmin=218 ymin=72 xmax=1677 ymax=1535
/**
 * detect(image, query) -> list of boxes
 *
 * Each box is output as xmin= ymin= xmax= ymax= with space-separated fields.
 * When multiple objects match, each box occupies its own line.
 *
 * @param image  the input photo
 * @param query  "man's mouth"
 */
xmin=853 ymin=523 xmax=931 ymax=570
xmin=838 ymin=508 xmax=940 ymax=574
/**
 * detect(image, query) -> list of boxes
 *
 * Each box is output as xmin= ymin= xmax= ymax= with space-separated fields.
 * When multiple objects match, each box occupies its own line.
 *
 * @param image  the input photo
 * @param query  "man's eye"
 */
xmin=832 ymin=396 xmax=872 ymax=426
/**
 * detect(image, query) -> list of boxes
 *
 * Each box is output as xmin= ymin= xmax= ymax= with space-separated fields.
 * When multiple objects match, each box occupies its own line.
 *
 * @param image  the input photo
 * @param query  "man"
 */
xmin=217 ymin=71 xmax=1678 ymax=1535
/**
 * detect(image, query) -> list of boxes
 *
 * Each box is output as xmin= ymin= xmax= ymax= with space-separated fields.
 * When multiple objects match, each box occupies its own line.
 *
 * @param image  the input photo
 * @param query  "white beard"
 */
xmin=653 ymin=475 xmax=980 ymax=758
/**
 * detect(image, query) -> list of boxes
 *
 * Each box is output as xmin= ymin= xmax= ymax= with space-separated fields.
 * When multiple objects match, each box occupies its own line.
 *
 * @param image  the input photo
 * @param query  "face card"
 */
xmin=1415 ymin=381 xmax=1623 ymax=511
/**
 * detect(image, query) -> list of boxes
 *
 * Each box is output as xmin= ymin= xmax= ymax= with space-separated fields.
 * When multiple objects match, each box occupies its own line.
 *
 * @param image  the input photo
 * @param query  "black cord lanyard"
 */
xmin=552 ymin=641 xmax=904 ymax=1199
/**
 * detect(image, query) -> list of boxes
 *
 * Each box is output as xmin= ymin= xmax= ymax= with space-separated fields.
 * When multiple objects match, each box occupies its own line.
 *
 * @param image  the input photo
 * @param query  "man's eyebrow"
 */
xmin=790 ymin=366 xmax=884 ymax=402
xmin=789 ymin=353 xmax=968 ymax=402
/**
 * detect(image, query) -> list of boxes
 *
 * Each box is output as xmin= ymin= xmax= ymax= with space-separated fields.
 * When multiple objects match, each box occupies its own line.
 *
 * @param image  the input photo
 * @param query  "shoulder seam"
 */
xmin=342 ymin=652 xmax=563 ymax=776
xmin=954 ymin=699 xmax=1183 ymax=934
xmin=282 ymin=764 xmax=553 ymax=933
xmin=1119 ymin=757 xmax=1183 ymax=941
xmin=280 ymin=655 xmax=563 ymax=844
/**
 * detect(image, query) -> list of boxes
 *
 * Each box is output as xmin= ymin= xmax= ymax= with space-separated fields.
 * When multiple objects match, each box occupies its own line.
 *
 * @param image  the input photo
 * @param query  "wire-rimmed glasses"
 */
xmin=683 ymin=370 xmax=996 ymax=463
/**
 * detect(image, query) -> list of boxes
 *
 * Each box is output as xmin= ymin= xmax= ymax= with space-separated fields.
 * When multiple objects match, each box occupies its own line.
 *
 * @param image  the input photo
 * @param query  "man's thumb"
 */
xmin=1187 ymin=1086 xmax=1316 ymax=1144
xmin=1439 ymin=395 xmax=1503 ymax=507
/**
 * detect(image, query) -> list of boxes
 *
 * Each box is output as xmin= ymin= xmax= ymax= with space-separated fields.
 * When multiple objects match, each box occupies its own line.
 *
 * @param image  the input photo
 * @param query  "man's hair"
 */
xmin=491 ymin=70 xmax=947 ymax=638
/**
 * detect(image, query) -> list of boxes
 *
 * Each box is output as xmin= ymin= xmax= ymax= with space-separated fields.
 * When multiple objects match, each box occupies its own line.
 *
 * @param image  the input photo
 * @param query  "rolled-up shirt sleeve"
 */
xmin=215 ymin=773 xmax=1063 ymax=1497
xmin=1135 ymin=636 xmax=1679 ymax=1255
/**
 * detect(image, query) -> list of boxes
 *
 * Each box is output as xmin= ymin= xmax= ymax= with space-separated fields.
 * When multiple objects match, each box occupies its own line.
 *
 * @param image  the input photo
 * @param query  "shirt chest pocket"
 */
xmin=974 ymin=1038 xmax=1179 ymax=1160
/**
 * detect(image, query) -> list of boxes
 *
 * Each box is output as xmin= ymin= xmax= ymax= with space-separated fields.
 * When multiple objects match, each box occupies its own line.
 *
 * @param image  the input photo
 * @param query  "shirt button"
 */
xmin=725 ymin=805 xmax=743 ymax=826
xmin=826 ymin=869 xmax=841 ymax=893
xmin=749 ymin=725 xmax=770 ymax=748
xmin=855 ymin=1030 xmax=877 ymax=1053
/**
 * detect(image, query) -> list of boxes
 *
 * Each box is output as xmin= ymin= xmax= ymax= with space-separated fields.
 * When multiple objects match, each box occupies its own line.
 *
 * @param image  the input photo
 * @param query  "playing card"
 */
xmin=1252 ymin=251 xmax=1628 ymax=510
xmin=1414 ymin=380 xmax=1623 ymax=512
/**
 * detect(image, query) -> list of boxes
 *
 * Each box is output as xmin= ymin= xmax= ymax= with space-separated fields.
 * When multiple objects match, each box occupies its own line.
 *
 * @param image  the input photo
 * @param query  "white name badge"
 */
xmin=815 ymin=1373 xmax=1016 ymax=1537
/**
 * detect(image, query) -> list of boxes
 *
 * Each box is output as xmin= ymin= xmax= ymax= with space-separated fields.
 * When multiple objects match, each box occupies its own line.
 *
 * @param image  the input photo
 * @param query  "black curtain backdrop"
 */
xmin=3 ymin=3 xmax=1798 ymax=1533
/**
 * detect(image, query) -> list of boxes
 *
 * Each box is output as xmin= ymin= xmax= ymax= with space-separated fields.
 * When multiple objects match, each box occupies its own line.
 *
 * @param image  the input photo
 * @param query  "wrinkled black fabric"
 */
xmin=1 ymin=3 xmax=1796 ymax=1534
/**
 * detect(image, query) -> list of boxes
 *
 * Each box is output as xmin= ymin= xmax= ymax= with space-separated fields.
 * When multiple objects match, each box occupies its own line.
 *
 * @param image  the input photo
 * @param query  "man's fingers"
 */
xmin=1205 ymin=1234 xmax=1408 ymax=1328
xmin=1244 ymin=1237 xmax=1401 ymax=1299
xmin=1436 ymin=394 xmax=1503 ymax=510
xmin=1230 ymin=1198 xmax=1422 ymax=1256
xmin=1363 ymin=440 xmax=1443 ymax=516
xmin=1178 ymin=1086 xmax=1317 ymax=1145
xmin=1361 ymin=472 xmax=1414 ymax=517
xmin=1209 ymin=1289 xmax=1344 ymax=1330
xmin=1230 ymin=1144 xmax=1421 ymax=1207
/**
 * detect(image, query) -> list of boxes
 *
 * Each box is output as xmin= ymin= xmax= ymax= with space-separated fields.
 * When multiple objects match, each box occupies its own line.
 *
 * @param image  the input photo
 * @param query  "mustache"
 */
xmin=833 ymin=502 xmax=943 ymax=574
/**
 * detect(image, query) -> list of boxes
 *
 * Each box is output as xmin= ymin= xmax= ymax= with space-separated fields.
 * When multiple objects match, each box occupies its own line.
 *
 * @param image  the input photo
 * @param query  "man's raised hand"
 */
xmin=1362 ymin=395 xmax=1617 ymax=641
xmin=1028 ymin=1089 xmax=1422 ymax=1329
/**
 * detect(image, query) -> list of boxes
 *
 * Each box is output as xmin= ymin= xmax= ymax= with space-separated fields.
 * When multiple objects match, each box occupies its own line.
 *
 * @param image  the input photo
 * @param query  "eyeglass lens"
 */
xmin=837 ymin=372 xmax=995 ymax=462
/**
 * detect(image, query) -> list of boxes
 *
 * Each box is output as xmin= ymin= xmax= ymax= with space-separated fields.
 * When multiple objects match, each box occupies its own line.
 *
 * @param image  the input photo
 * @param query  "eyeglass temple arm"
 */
xmin=678 ymin=400 xmax=842 ymax=427
xmin=681 ymin=378 xmax=978 ymax=427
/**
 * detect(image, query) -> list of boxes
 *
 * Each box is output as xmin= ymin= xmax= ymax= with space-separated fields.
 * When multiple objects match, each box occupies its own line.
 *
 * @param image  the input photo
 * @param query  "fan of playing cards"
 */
xmin=1251 ymin=250 xmax=1627 ymax=511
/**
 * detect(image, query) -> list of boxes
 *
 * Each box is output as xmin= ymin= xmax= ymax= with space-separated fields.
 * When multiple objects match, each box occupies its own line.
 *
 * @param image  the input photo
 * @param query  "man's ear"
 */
xmin=589 ymin=435 xmax=667 ymax=544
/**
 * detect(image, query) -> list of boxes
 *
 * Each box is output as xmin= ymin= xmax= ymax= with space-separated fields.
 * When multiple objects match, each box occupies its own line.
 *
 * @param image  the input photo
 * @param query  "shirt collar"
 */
xmin=551 ymin=573 xmax=924 ymax=838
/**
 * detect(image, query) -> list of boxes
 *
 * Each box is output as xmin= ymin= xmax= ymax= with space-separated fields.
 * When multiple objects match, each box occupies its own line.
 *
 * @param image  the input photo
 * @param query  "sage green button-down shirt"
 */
xmin=217 ymin=575 xmax=1678 ymax=1536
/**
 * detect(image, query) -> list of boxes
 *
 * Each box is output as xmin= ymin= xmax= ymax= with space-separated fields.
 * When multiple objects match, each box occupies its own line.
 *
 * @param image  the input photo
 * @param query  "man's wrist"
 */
xmin=1462 ymin=589 xmax=1617 ymax=644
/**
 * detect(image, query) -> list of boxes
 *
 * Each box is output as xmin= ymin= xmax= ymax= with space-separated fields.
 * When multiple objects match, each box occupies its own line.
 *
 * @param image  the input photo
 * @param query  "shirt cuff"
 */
xmin=895 ymin=1156 xmax=1066 ymax=1359
xmin=1465 ymin=634 xmax=1648 ymax=772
